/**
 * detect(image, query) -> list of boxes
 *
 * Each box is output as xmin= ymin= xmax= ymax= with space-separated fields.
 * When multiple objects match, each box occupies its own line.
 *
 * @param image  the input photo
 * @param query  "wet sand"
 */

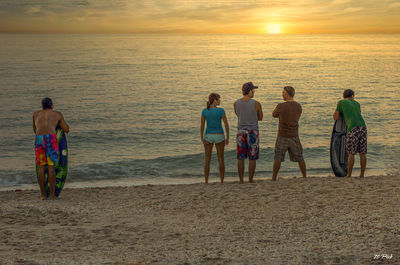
xmin=1 ymin=175 xmax=399 ymax=264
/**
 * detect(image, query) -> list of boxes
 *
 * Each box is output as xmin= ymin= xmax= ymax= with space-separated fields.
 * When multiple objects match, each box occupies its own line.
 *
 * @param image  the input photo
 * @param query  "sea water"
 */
xmin=0 ymin=34 xmax=399 ymax=187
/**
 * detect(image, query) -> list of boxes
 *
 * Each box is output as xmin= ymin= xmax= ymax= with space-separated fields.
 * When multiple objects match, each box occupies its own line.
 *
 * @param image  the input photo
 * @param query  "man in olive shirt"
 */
xmin=272 ymin=86 xmax=306 ymax=181
xmin=333 ymin=89 xmax=367 ymax=178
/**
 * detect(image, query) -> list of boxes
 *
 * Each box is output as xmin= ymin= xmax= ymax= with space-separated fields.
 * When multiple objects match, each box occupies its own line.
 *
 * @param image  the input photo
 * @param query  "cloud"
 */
xmin=0 ymin=0 xmax=398 ymax=33
xmin=26 ymin=6 xmax=41 ymax=14
xmin=330 ymin=0 xmax=351 ymax=5
xmin=337 ymin=7 xmax=364 ymax=14
xmin=388 ymin=1 xmax=400 ymax=8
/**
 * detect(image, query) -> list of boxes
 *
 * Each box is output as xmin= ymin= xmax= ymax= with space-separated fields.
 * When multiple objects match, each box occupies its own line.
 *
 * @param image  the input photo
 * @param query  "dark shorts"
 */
xmin=346 ymin=126 xmax=367 ymax=155
xmin=237 ymin=129 xmax=259 ymax=160
xmin=274 ymin=136 xmax=304 ymax=162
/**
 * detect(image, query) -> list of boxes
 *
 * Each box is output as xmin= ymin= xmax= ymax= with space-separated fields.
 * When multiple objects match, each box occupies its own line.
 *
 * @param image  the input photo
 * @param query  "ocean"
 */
xmin=0 ymin=34 xmax=399 ymax=188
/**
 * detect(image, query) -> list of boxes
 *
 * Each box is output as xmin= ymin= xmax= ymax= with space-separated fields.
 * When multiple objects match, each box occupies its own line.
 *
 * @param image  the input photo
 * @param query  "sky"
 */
xmin=0 ymin=0 xmax=399 ymax=34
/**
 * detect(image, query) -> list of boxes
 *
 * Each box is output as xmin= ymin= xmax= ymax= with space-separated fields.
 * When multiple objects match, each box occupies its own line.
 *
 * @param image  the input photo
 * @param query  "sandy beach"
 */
xmin=1 ymin=175 xmax=399 ymax=265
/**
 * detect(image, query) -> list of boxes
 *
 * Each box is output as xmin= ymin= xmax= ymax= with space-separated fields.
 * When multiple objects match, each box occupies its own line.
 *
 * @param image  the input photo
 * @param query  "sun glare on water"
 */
xmin=267 ymin=24 xmax=282 ymax=34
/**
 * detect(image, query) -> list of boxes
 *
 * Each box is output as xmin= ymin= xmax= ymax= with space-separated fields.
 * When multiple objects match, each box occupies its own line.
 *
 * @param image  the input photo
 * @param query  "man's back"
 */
xmin=236 ymin=98 xmax=260 ymax=131
xmin=336 ymin=99 xmax=365 ymax=133
xmin=33 ymin=110 xmax=61 ymax=135
xmin=273 ymin=101 xmax=302 ymax=137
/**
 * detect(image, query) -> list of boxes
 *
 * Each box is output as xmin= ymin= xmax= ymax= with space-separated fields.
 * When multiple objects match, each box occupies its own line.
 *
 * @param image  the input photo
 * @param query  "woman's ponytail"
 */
xmin=206 ymin=100 xmax=211 ymax=110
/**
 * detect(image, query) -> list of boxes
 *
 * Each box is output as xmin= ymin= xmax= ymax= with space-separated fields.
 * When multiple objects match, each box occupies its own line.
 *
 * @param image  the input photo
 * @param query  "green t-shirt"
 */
xmin=336 ymin=99 xmax=366 ymax=133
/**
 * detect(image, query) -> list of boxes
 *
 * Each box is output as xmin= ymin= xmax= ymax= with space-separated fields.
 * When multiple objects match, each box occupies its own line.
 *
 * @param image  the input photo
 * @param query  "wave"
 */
xmin=0 ymin=147 xmax=333 ymax=186
xmin=0 ymin=144 xmax=395 ymax=186
xmin=252 ymin=57 xmax=290 ymax=61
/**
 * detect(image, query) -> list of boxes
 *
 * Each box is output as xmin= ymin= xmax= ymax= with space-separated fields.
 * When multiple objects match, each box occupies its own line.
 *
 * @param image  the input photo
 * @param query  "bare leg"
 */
xmin=347 ymin=154 xmax=355 ymax=177
xmin=38 ymin=165 xmax=47 ymax=200
xmin=215 ymin=141 xmax=225 ymax=183
xmin=48 ymin=165 xmax=56 ymax=199
xmin=203 ymin=142 xmax=213 ymax=184
xmin=238 ymin=159 xmax=245 ymax=184
xmin=272 ymin=160 xmax=281 ymax=181
xmin=248 ymin=160 xmax=256 ymax=183
xmin=298 ymin=161 xmax=307 ymax=178
xmin=359 ymin=153 xmax=367 ymax=178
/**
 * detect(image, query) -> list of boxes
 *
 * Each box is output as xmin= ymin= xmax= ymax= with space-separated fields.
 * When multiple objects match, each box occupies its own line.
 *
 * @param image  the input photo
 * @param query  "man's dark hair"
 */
xmin=242 ymin=89 xmax=251 ymax=96
xmin=284 ymin=86 xmax=295 ymax=97
xmin=42 ymin=97 xmax=53 ymax=110
xmin=343 ymin=89 xmax=354 ymax=98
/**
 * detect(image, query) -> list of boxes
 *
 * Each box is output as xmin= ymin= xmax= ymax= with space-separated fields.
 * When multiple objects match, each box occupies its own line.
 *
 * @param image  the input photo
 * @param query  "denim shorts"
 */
xmin=204 ymin=134 xmax=225 ymax=144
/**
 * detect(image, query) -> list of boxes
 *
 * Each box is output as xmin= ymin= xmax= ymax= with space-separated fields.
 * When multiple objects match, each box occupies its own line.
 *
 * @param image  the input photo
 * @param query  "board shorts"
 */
xmin=35 ymin=134 xmax=59 ymax=166
xmin=204 ymin=134 xmax=225 ymax=144
xmin=346 ymin=126 xmax=367 ymax=155
xmin=237 ymin=129 xmax=259 ymax=160
xmin=274 ymin=136 xmax=304 ymax=162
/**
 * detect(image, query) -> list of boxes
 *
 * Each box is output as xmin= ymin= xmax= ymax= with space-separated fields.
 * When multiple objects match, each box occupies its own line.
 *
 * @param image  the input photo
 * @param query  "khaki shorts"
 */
xmin=274 ymin=136 xmax=304 ymax=162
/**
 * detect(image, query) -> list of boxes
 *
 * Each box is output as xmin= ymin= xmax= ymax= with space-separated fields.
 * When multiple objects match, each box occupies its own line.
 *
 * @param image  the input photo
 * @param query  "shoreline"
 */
xmin=1 ymin=174 xmax=399 ymax=264
xmin=0 ymin=168 xmax=391 ymax=192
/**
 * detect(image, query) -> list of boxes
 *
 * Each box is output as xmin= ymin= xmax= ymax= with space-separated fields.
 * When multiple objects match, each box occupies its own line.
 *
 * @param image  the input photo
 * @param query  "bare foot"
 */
xmin=40 ymin=195 xmax=47 ymax=200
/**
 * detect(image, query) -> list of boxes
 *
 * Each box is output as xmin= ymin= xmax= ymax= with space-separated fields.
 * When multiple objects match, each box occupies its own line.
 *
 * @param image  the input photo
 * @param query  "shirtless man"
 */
xmin=33 ymin=98 xmax=69 ymax=200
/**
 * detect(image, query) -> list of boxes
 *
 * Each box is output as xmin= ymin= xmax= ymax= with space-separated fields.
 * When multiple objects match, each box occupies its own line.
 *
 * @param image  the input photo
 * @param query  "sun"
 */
xmin=267 ymin=24 xmax=281 ymax=34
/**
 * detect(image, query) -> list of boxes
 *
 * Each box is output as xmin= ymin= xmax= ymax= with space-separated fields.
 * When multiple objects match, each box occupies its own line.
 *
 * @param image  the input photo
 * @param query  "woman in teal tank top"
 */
xmin=200 ymin=93 xmax=230 ymax=184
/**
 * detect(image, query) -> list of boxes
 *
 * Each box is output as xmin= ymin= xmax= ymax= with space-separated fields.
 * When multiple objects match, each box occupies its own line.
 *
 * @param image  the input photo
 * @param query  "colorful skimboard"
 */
xmin=35 ymin=125 xmax=68 ymax=197
xmin=330 ymin=115 xmax=348 ymax=177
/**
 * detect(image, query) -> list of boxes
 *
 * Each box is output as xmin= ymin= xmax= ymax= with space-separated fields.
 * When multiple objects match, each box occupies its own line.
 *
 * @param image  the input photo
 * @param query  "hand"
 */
xmin=225 ymin=138 xmax=229 ymax=146
xmin=202 ymin=138 xmax=207 ymax=145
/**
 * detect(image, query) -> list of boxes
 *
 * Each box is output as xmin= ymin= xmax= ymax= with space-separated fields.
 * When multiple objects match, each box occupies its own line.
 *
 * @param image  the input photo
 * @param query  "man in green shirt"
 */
xmin=333 ymin=89 xmax=367 ymax=178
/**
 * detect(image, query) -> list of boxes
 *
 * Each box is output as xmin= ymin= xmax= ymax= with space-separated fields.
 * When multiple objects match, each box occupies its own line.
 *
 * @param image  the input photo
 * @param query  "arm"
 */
xmin=255 ymin=101 xmax=263 ymax=121
xmin=233 ymin=101 xmax=237 ymax=116
xmin=333 ymin=101 xmax=342 ymax=121
xmin=222 ymin=114 xmax=229 ymax=145
xmin=200 ymin=115 xmax=206 ymax=144
xmin=58 ymin=112 xmax=70 ymax=133
xmin=333 ymin=110 xmax=340 ymax=120
xmin=32 ymin=113 xmax=36 ymax=134
xmin=272 ymin=105 xmax=279 ymax=118
xmin=334 ymin=101 xmax=342 ymax=120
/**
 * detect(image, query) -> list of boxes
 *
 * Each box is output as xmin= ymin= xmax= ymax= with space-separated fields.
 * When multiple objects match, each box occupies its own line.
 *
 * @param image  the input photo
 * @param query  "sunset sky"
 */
xmin=0 ymin=0 xmax=399 ymax=34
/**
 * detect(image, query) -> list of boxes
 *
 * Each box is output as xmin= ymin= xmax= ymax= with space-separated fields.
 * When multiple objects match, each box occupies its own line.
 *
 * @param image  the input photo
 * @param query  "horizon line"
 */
xmin=1 ymin=31 xmax=400 ymax=35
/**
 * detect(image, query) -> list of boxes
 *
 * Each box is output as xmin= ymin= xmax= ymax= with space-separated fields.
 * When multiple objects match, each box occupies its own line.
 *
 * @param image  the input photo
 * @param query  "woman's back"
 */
xmin=202 ymin=107 xmax=225 ymax=134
